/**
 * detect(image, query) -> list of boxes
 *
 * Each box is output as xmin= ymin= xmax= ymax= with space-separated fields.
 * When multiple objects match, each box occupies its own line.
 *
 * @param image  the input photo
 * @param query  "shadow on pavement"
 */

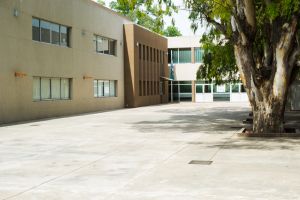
xmin=131 ymin=107 xmax=250 ymax=134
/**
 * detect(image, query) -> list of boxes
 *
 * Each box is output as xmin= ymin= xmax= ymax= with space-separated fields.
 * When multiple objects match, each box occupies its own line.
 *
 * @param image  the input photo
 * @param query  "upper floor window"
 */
xmin=195 ymin=47 xmax=204 ymax=63
xmin=168 ymin=48 xmax=191 ymax=64
xmin=94 ymin=35 xmax=116 ymax=56
xmin=32 ymin=18 xmax=70 ymax=47
xmin=178 ymin=48 xmax=191 ymax=63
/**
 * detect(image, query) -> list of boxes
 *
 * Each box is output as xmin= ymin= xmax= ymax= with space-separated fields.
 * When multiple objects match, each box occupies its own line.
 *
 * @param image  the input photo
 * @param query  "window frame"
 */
xmin=194 ymin=47 xmax=204 ymax=63
xmin=32 ymin=17 xmax=70 ymax=47
xmin=33 ymin=77 xmax=71 ymax=101
xmin=94 ymin=35 xmax=117 ymax=56
xmin=94 ymin=80 xmax=117 ymax=98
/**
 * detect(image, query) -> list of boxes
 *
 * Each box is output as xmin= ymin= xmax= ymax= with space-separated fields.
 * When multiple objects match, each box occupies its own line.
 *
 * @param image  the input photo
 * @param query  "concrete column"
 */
xmin=191 ymin=47 xmax=195 ymax=64
xmin=192 ymin=80 xmax=196 ymax=103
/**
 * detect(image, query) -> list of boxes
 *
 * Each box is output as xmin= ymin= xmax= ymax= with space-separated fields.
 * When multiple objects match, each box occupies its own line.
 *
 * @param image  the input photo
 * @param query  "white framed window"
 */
xmin=94 ymin=80 xmax=117 ymax=98
xmin=33 ymin=77 xmax=41 ymax=100
xmin=33 ymin=77 xmax=71 ymax=101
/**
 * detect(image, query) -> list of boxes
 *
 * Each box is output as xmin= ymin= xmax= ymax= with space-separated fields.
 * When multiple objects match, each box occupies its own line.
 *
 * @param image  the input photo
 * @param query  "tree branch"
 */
xmin=205 ymin=15 xmax=227 ymax=34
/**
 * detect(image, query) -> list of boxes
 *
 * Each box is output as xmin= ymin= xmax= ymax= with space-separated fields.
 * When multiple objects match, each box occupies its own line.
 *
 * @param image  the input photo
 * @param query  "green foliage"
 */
xmin=186 ymin=0 xmax=300 ymax=83
xmin=109 ymin=0 xmax=178 ymax=35
xmin=163 ymin=25 xmax=182 ymax=37
xmin=266 ymin=0 xmax=300 ymax=20
xmin=197 ymin=28 xmax=238 ymax=84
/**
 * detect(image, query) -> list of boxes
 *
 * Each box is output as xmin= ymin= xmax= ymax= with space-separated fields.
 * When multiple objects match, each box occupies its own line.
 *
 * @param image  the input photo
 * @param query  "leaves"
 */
xmin=197 ymin=28 xmax=238 ymax=84
xmin=109 ymin=0 xmax=178 ymax=35
xmin=187 ymin=0 xmax=300 ymax=83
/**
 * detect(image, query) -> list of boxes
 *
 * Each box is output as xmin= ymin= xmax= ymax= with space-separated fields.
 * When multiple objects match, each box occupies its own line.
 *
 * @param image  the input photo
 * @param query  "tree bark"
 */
xmin=252 ymin=100 xmax=285 ymax=134
xmin=230 ymin=3 xmax=299 ymax=135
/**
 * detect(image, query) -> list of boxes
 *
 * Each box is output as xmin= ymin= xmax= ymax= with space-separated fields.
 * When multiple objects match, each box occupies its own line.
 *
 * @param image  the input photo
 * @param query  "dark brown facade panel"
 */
xmin=124 ymin=24 xmax=169 ymax=108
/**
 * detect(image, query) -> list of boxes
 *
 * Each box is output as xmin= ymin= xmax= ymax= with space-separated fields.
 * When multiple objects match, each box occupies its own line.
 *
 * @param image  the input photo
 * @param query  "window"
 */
xmin=195 ymin=47 xmax=204 ymax=63
xmin=168 ymin=49 xmax=178 ymax=64
xmin=33 ymin=77 xmax=71 ymax=101
xmin=168 ymin=48 xmax=191 ymax=63
xmin=32 ymin=18 xmax=70 ymax=47
xmin=61 ymin=78 xmax=70 ymax=99
xmin=60 ymin=26 xmax=68 ymax=47
xmin=40 ymin=20 xmax=51 ymax=43
xmin=196 ymin=85 xmax=203 ymax=93
xmin=41 ymin=78 xmax=51 ymax=99
xmin=94 ymin=35 xmax=116 ymax=56
xmin=51 ymin=24 xmax=60 ymax=45
xmin=231 ymin=84 xmax=240 ymax=93
xmin=178 ymin=48 xmax=191 ymax=63
xmin=51 ymin=78 xmax=61 ymax=99
xmin=32 ymin=77 xmax=41 ymax=100
xmin=94 ymin=80 xmax=117 ymax=98
xmin=32 ymin=18 xmax=40 ymax=41
xmin=204 ymin=85 xmax=212 ymax=93
xmin=109 ymin=81 xmax=116 ymax=97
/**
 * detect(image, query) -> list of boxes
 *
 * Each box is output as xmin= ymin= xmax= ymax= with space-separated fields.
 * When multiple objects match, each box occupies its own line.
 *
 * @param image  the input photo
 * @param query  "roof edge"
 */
xmin=84 ymin=0 xmax=133 ymax=22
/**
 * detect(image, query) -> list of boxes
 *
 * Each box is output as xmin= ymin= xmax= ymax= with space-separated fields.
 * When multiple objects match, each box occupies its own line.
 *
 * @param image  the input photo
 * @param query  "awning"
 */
xmin=160 ymin=76 xmax=174 ymax=81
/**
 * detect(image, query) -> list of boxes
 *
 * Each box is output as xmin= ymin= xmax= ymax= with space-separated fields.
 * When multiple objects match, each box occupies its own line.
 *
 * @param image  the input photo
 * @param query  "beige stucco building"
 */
xmin=0 ymin=0 xmax=168 ymax=124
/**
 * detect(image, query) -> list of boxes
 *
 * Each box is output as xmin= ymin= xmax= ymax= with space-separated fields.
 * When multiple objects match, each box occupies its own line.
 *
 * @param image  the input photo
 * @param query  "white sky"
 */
xmin=93 ymin=0 xmax=206 ymax=36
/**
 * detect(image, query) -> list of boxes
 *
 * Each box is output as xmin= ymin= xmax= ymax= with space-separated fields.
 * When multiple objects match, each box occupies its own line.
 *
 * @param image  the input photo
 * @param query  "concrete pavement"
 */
xmin=0 ymin=102 xmax=300 ymax=200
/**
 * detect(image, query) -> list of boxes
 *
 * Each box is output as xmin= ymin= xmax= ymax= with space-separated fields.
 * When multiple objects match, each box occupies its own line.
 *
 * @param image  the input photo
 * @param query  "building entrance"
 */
xmin=169 ymin=81 xmax=249 ymax=103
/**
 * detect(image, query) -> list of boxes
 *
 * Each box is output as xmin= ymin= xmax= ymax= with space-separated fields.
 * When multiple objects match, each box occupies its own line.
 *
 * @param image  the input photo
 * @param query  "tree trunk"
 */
xmin=252 ymin=100 xmax=285 ymax=134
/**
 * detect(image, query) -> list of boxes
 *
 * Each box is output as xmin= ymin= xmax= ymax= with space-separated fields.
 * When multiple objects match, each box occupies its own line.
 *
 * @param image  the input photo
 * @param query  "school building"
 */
xmin=0 ymin=0 xmax=168 ymax=124
xmin=167 ymin=36 xmax=248 ymax=103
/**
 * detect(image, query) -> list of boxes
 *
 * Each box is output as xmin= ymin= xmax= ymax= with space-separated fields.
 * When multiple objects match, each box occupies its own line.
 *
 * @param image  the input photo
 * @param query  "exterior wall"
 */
xmin=168 ymin=36 xmax=248 ymax=103
xmin=173 ymin=63 xmax=200 ymax=81
xmin=168 ymin=36 xmax=201 ymax=48
xmin=0 ymin=0 xmax=131 ymax=124
xmin=124 ymin=24 xmax=168 ymax=108
xmin=168 ymin=36 xmax=201 ymax=102
xmin=168 ymin=36 xmax=202 ymax=81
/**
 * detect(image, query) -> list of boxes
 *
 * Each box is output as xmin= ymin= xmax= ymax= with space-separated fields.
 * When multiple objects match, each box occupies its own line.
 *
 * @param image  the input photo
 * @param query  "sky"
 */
xmin=93 ymin=0 xmax=206 ymax=36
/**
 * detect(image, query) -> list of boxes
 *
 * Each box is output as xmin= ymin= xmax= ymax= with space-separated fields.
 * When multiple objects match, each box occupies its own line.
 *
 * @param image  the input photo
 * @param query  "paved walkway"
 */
xmin=0 ymin=103 xmax=300 ymax=200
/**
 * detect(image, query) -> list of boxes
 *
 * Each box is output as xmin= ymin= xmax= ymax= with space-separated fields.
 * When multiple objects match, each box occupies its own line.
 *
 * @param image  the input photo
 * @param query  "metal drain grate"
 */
xmin=189 ymin=160 xmax=213 ymax=165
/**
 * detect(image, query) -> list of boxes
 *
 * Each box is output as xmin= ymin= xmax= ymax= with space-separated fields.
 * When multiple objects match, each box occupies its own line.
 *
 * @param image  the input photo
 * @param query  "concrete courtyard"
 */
xmin=0 ymin=102 xmax=300 ymax=200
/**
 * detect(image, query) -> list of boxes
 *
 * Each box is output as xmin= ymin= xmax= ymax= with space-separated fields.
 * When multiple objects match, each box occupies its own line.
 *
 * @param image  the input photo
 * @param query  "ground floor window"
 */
xmin=169 ymin=81 xmax=192 ymax=102
xmin=94 ymin=80 xmax=117 ymax=98
xmin=169 ymin=80 xmax=248 ymax=102
xmin=33 ymin=77 xmax=71 ymax=101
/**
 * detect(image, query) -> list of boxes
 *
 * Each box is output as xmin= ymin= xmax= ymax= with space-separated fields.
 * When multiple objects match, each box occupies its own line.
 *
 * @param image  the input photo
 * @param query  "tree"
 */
xmin=186 ymin=0 xmax=300 ymax=134
xmin=109 ymin=0 xmax=178 ymax=35
xmin=163 ymin=19 xmax=182 ymax=37
xmin=197 ymin=27 xmax=238 ymax=84
xmin=163 ymin=25 xmax=182 ymax=37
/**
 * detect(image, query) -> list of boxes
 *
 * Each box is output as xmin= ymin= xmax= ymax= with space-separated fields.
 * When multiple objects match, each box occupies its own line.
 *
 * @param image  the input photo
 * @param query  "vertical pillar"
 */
xmin=191 ymin=47 xmax=195 ymax=64
xmin=192 ymin=80 xmax=196 ymax=102
xmin=171 ymin=81 xmax=173 ymax=103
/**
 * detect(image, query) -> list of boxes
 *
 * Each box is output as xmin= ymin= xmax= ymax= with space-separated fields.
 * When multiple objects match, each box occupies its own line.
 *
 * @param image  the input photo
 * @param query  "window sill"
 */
xmin=33 ymin=99 xmax=72 ymax=102
xmin=32 ymin=40 xmax=71 ymax=48
xmin=95 ymin=52 xmax=117 ymax=57
xmin=94 ymin=96 xmax=117 ymax=99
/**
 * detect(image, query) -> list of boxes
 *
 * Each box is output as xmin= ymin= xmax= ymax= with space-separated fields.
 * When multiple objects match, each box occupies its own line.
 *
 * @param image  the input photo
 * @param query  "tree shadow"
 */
xmin=190 ymin=137 xmax=300 ymax=151
xmin=131 ymin=107 xmax=250 ymax=134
